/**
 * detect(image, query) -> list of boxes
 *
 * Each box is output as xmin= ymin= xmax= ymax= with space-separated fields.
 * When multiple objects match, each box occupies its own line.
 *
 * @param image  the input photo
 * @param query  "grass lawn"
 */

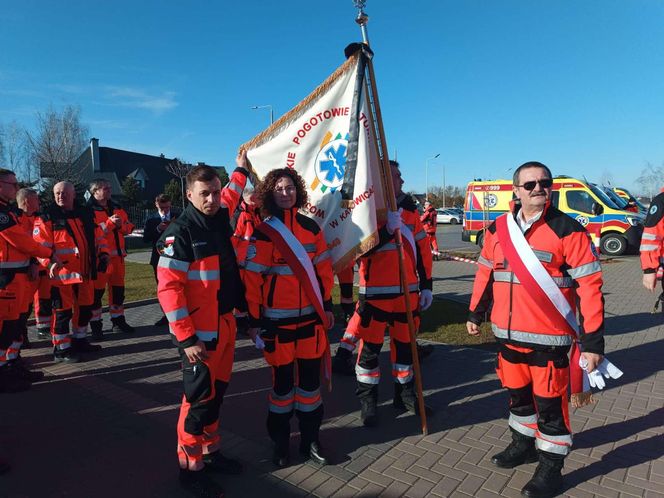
xmin=126 ymin=266 xmax=494 ymax=348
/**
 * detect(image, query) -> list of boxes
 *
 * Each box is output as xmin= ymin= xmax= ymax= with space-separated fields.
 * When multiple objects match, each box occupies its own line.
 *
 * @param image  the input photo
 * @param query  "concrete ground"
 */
xmin=1 ymin=251 xmax=662 ymax=498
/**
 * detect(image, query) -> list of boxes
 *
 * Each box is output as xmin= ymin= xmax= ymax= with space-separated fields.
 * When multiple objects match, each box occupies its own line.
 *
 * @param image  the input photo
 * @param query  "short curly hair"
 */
xmin=256 ymin=168 xmax=308 ymax=218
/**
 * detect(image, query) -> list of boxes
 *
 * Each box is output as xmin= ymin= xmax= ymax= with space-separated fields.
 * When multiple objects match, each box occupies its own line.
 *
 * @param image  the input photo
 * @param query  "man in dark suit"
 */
xmin=143 ymin=194 xmax=179 ymax=325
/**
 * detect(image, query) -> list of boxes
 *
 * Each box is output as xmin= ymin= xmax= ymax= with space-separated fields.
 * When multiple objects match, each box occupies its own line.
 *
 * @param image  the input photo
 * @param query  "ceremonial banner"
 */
xmin=242 ymin=48 xmax=386 ymax=272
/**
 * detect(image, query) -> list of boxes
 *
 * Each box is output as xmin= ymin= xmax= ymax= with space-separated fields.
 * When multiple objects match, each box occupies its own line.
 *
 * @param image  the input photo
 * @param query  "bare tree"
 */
xmin=635 ymin=162 xmax=664 ymax=202
xmin=24 ymin=105 xmax=89 ymax=184
xmin=166 ymin=158 xmax=191 ymax=209
xmin=599 ymin=169 xmax=614 ymax=186
xmin=0 ymin=121 xmax=30 ymax=180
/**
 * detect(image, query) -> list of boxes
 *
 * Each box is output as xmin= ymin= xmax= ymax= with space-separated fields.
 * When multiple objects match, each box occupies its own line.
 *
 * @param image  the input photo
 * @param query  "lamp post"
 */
xmin=442 ymin=164 xmax=446 ymax=208
xmin=250 ymin=104 xmax=274 ymax=125
xmin=425 ymin=153 xmax=440 ymax=201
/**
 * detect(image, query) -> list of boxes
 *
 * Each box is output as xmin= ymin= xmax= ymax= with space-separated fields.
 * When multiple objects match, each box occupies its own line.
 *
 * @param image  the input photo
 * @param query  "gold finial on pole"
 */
xmin=353 ymin=0 xmax=370 ymax=45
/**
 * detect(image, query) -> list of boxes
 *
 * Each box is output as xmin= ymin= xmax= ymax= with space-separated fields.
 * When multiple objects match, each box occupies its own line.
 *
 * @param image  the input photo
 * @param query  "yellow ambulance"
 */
xmin=463 ymin=177 xmax=644 ymax=256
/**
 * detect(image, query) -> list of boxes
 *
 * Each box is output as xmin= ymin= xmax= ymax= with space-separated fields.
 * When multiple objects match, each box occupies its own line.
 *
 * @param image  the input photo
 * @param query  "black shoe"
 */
xmin=235 ymin=316 xmax=249 ymax=336
xmin=36 ymin=328 xmax=51 ymax=340
xmin=0 ymin=368 xmax=31 ymax=393
xmin=72 ymin=338 xmax=102 ymax=353
xmin=393 ymin=381 xmax=433 ymax=415
xmin=416 ymin=342 xmax=434 ymax=361
xmin=0 ymin=458 xmax=10 ymax=474
xmin=21 ymin=334 xmax=31 ymax=349
xmin=202 ymin=452 xmax=243 ymax=475
xmin=332 ymin=349 xmax=355 ymax=376
xmin=154 ymin=315 xmax=169 ymax=326
xmin=7 ymin=361 xmax=44 ymax=382
xmin=53 ymin=349 xmax=80 ymax=364
xmin=179 ymin=469 xmax=225 ymax=498
xmin=112 ymin=316 xmax=135 ymax=333
xmin=491 ymin=430 xmax=538 ymax=469
xmin=299 ymin=442 xmax=327 ymax=466
xmin=272 ymin=446 xmax=290 ymax=468
xmin=521 ymin=454 xmax=564 ymax=498
xmin=360 ymin=397 xmax=379 ymax=427
xmin=90 ymin=321 xmax=103 ymax=339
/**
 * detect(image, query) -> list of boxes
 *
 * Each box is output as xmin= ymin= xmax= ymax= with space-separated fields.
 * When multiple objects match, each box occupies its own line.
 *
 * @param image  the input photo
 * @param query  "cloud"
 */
xmin=104 ymin=86 xmax=178 ymax=114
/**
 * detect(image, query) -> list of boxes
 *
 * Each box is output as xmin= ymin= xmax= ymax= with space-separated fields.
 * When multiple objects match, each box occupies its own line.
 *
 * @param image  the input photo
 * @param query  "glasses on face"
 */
xmin=275 ymin=186 xmax=296 ymax=195
xmin=516 ymin=179 xmax=553 ymax=191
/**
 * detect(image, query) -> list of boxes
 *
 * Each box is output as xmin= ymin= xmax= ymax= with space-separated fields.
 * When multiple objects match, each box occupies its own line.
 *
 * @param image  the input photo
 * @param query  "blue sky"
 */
xmin=1 ymin=0 xmax=663 ymax=195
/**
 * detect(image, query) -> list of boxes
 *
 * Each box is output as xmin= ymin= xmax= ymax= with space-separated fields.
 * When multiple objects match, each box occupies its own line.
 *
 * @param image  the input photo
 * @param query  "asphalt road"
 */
xmin=435 ymin=223 xmax=478 ymax=252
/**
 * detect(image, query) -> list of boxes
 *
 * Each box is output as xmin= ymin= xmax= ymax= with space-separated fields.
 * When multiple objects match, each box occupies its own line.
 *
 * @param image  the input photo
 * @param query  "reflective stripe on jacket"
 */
xmin=469 ymin=201 xmax=605 ymax=353
xmin=243 ymin=208 xmax=334 ymax=328
xmin=157 ymin=167 xmax=248 ymax=347
xmin=87 ymin=198 xmax=134 ymax=258
xmin=640 ymin=192 xmax=664 ymax=272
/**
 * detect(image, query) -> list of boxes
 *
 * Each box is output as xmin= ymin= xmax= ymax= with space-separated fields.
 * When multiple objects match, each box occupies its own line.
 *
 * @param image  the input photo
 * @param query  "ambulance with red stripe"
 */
xmin=463 ymin=176 xmax=644 ymax=256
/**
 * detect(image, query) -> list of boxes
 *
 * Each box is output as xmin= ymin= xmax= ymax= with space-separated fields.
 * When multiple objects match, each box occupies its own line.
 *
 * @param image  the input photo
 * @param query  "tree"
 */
xmin=0 ymin=120 xmax=30 ymax=180
xmin=635 ymin=162 xmax=664 ymax=202
xmin=165 ymin=158 xmax=191 ymax=209
xmin=24 ymin=105 xmax=89 ymax=185
xmin=121 ymin=176 xmax=141 ymax=207
xmin=164 ymin=178 xmax=182 ymax=207
xmin=215 ymin=167 xmax=229 ymax=186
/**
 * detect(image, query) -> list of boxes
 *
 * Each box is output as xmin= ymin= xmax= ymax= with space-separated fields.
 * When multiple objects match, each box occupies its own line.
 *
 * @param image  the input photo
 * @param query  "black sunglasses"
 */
xmin=516 ymin=179 xmax=553 ymax=191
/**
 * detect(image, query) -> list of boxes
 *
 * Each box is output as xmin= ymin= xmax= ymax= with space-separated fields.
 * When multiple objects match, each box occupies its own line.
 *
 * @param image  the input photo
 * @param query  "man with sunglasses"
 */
xmin=467 ymin=162 xmax=605 ymax=498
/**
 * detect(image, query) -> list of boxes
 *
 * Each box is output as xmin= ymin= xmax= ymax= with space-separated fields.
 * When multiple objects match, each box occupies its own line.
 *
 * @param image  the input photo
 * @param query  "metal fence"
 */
xmin=126 ymin=206 xmax=153 ymax=229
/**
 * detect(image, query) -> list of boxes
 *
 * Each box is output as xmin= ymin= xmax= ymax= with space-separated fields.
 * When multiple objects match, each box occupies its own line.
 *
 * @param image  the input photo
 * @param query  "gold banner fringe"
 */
xmin=332 ymin=231 xmax=379 ymax=274
xmin=239 ymin=52 xmax=361 ymax=182
xmin=570 ymin=391 xmax=595 ymax=408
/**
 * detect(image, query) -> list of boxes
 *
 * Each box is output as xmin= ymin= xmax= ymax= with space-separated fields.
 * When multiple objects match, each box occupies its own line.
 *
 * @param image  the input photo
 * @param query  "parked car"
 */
xmin=436 ymin=208 xmax=462 ymax=224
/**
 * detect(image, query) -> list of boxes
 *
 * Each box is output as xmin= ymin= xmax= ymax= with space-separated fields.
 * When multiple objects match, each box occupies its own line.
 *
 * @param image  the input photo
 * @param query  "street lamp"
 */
xmin=250 ymin=104 xmax=274 ymax=125
xmin=425 ymin=153 xmax=440 ymax=201
xmin=442 ymin=164 xmax=446 ymax=208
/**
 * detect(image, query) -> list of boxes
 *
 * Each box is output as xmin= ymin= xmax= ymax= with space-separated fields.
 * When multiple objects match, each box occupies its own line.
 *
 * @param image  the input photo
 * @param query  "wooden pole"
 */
xmin=354 ymin=1 xmax=428 ymax=435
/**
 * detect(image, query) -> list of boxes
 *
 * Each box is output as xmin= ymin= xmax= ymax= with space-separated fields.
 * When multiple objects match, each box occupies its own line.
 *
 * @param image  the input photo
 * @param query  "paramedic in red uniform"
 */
xmin=33 ymin=181 xmax=107 ymax=363
xmin=243 ymin=168 xmax=334 ymax=469
xmin=0 ymin=171 xmax=57 ymax=391
xmin=640 ymin=188 xmax=664 ymax=292
xmin=157 ymin=152 xmax=249 ymax=498
xmin=467 ymin=161 xmax=605 ymax=498
xmin=353 ymin=160 xmax=434 ymax=427
xmin=87 ymin=178 xmax=135 ymax=337
xmin=420 ymin=200 xmax=440 ymax=258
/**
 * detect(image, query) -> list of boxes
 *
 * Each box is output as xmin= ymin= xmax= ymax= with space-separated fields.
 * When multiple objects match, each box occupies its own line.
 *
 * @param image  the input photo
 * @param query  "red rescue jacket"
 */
xmin=420 ymin=205 xmax=437 ymax=234
xmin=243 ymin=208 xmax=334 ymax=328
xmin=640 ymin=191 xmax=664 ymax=273
xmin=357 ymin=194 xmax=433 ymax=300
xmin=469 ymin=201 xmax=605 ymax=353
xmin=157 ymin=168 xmax=248 ymax=348
xmin=87 ymin=198 xmax=134 ymax=257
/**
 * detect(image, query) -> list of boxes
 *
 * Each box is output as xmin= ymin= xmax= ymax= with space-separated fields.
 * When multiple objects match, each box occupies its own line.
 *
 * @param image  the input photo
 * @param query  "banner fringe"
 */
xmin=240 ymin=52 xmax=361 ymax=177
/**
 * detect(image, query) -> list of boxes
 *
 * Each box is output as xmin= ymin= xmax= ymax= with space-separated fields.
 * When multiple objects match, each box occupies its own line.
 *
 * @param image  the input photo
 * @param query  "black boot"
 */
xmin=521 ymin=452 xmax=564 ymax=498
xmin=90 ymin=320 xmax=103 ymax=340
xmin=154 ymin=315 xmax=169 ymax=326
xmin=72 ymin=337 xmax=102 ymax=353
xmin=393 ymin=381 xmax=433 ymax=415
xmin=357 ymin=382 xmax=379 ymax=427
xmin=53 ymin=348 xmax=80 ymax=364
xmin=202 ymin=452 xmax=243 ymax=475
xmin=7 ymin=360 xmax=44 ymax=382
xmin=491 ymin=428 xmax=538 ymax=468
xmin=179 ymin=468 xmax=225 ymax=498
xmin=332 ymin=347 xmax=354 ymax=376
xmin=111 ymin=316 xmax=135 ymax=333
xmin=272 ymin=444 xmax=290 ymax=468
xmin=299 ymin=441 xmax=327 ymax=466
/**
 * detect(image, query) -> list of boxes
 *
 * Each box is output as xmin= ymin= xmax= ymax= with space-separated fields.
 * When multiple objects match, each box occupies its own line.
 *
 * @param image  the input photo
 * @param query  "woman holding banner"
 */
xmin=243 ymin=168 xmax=335 ymax=468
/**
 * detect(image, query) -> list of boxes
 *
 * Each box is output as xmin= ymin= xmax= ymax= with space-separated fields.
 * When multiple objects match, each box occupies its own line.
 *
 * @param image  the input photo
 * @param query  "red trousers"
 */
xmin=496 ymin=343 xmax=573 ymax=456
xmin=92 ymin=256 xmax=126 ymax=322
xmin=177 ymin=313 xmax=236 ymax=471
xmin=0 ymin=274 xmax=26 ymax=366
xmin=426 ymin=232 xmax=439 ymax=253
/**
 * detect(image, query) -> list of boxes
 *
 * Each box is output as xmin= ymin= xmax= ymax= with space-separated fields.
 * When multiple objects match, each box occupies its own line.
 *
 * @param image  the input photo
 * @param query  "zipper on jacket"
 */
xmin=365 ymin=259 xmax=372 ymax=282
xmin=507 ymin=271 xmax=514 ymax=341
xmin=267 ymin=274 xmax=277 ymax=308
xmin=547 ymin=363 xmax=553 ymax=393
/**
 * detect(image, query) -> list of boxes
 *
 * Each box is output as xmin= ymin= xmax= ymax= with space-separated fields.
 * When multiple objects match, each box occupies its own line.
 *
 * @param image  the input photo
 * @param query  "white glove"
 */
xmin=419 ymin=289 xmax=433 ymax=311
xmin=386 ymin=208 xmax=403 ymax=235
xmin=586 ymin=369 xmax=606 ymax=390
xmin=254 ymin=334 xmax=265 ymax=350
xmin=596 ymin=358 xmax=623 ymax=380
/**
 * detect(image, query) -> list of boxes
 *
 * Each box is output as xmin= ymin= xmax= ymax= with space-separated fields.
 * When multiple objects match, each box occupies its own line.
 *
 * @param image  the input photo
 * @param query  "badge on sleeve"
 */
xmin=0 ymin=214 xmax=9 ymax=226
xmin=160 ymin=235 xmax=176 ymax=256
xmin=650 ymin=205 xmax=658 ymax=215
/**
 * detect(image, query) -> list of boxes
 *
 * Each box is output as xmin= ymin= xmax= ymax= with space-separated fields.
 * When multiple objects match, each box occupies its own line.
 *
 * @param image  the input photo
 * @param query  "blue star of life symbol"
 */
xmin=315 ymin=136 xmax=348 ymax=190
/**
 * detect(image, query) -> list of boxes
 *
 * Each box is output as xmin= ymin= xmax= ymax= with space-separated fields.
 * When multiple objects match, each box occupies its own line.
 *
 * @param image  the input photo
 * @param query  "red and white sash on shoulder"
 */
xmin=495 ymin=212 xmax=578 ymax=335
xmin=256 ymin=216 xmax=329 ymax=330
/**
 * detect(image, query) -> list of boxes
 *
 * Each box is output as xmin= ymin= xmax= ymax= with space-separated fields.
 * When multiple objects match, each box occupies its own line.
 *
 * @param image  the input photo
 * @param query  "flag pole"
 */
xmin=353 ymin=0 xmax=429 ymax=435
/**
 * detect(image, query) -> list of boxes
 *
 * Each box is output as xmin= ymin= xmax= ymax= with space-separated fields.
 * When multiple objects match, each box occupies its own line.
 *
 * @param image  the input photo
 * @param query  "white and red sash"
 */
xmin=495 ymin=212 xmax=578 ymax=335
xmin=496 ymin=212 xmax=589 ymax=395
xmin=257 ymin=216 xmax=329 ymax=330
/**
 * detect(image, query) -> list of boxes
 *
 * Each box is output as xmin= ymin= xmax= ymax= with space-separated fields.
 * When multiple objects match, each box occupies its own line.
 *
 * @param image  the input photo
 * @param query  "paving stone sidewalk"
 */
xmin=1 ymin=254 xmax=662 ymax=498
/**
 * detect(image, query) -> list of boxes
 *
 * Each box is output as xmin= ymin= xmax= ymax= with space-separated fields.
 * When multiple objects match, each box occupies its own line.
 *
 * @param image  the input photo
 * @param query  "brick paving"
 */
xmin=2 ymin=252 xmax=662 ymax=497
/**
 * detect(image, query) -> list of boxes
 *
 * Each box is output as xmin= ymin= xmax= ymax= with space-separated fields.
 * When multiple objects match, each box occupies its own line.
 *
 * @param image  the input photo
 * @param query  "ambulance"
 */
xmin=463 ymin=177 xmax=644 ymax=256
xmin=611 ymin=186 xmax=647 ymax=214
